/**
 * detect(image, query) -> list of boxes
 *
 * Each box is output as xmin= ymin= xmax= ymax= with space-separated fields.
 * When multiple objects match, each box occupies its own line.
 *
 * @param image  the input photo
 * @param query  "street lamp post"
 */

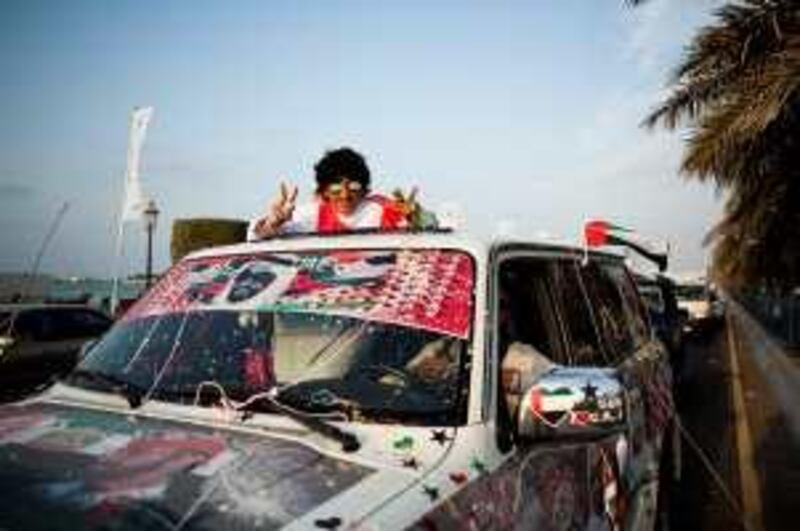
xmin=143 ymin=199 xmax=159 ymax=290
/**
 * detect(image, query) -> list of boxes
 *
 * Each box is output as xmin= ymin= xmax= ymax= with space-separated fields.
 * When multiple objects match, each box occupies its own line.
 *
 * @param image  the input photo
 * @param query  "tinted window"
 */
xmin=12 ymin=308 xmax=111 ymax=341
xmin=497 ymin=259 xmax=566 ymax=364
xmin=495 ymin=256 xmax=568 ymax=452
xmin=61 ymin=309 xmax=112 ymax=338
xmin=603 ymin=263 xmax=649 ymax=349
xmin=580 ymin=261 xmax=635 ymax=362
xmin=551 ymin=259 xmax=609 ymax=366
xmin=15 ymin=310 xmax=55 ymax=341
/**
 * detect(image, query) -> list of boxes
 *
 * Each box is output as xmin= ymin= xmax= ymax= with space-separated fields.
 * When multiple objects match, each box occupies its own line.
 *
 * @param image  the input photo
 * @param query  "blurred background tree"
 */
xmin=171 ymin=218 xmax=248 ymax=263
xmin=640 ymin=0 xmax=800 ymax=291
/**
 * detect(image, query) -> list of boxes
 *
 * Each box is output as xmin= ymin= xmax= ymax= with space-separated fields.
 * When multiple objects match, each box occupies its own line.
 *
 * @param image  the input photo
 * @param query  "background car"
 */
xmin=0 ymin=304 xmax=112 ymax=401
xmin=675 ymin=281 xmax=710 ymax=322
xmin=674 ymin=279 xmax=725 ymax=337
xmin=635 ymin=273 xmax=685 ymax=360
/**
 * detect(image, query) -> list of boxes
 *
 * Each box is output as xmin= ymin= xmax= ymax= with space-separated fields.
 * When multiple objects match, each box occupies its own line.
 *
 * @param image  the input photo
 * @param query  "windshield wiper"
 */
xmin=67 ymin=369 xmax=144 ymax=409
xmin=239 ymin=393 xmax=360 ymax=453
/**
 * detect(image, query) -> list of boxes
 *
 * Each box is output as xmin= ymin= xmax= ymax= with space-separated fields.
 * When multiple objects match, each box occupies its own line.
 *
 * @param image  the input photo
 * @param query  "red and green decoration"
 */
xmin=584 ymin=221 xmax=634 ymax=248
xmin=584 ymin=220 xmax=668 ymax=272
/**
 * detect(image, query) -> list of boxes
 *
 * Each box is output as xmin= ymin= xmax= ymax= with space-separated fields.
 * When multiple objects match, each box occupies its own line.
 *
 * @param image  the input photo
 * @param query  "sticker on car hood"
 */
xmin=0 ymin=402 xmax=374 ymax=530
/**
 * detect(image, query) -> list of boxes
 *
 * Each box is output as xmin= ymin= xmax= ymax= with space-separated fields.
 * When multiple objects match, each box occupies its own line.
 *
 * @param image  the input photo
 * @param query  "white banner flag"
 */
xmin=121 ymin=106 xmax=154 ymax=221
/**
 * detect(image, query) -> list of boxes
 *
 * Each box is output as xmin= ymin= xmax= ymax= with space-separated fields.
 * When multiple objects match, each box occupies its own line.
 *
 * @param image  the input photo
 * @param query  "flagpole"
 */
xmin=110 ymin=106 xmax=154 ymax=317
xmin=109 ymin=208 xmax=126 ymax=316
xmin=581 ymin=218 xmax=590 ymax=266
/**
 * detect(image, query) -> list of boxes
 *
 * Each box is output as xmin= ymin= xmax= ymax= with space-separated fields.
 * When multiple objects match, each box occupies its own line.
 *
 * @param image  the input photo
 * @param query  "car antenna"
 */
xmin=3 ymin=201 xmax=70 ymax=338
xmin=23 ymin=201 xmax=70 ymax=302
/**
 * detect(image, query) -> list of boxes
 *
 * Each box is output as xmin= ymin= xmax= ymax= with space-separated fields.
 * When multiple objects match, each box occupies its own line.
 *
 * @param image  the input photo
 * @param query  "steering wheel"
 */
xmin=347 ymin=363 xmax=450 ymax=413
xmin=354 ymin=364 xmax=415 ymax=388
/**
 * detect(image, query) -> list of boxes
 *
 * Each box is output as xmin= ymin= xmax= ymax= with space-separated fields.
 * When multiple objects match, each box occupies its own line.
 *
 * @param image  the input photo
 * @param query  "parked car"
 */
xmin=674 ymin=279 xmax=724 ymax=336
xmin=675 ymin=281 xmax=710 ymax=322
xmin=0 ymin=232 xmax=674 ymax=530
xmin=635 ymin=273 xmax=685 ymax=358
xmin=0 ymin=304 xmax=113 ymax=400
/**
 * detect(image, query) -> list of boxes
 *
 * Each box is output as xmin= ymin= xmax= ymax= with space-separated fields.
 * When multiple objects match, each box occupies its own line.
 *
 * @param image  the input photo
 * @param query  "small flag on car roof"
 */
xmin=584 ymin=220 xmax=633 ymax=248
xmin=583 ymin=219 xmax=668 ymax=272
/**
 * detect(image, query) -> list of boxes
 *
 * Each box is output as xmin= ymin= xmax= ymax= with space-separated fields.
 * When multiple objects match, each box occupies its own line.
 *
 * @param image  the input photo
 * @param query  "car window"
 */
xmin=495 ymin=256 xmax=570 ymax=452
xmin=497 ymin=258 xmax=567 ymax=365
xmin=15 ymin=310 xmax=55 ymax=341
xmin=60 ymin=309 xmax=112 ymax=338
xmin=579 ymin=261 xmax=636 ymax=363
xmin=551 ymin=259 xmax=609 ymax=366
xmin=8 ymin=308 xmax=111 ymax=342
xmin=639 ymin=284 xmax=665 ymax=314
xmin=603 ymin=263 xmax=650 ymax=349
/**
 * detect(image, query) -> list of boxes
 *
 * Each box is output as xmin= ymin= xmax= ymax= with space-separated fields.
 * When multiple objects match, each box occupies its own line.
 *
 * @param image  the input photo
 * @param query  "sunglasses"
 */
xmin=326 ymin=180 xmax=364 ymax=197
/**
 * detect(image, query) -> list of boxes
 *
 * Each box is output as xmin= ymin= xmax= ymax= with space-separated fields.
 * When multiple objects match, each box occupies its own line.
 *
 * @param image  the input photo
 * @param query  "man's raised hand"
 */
xmin=255 ymin=181 xmax=298 ymax=238
xmin=271 ymin=182 xmax=298 ymax=222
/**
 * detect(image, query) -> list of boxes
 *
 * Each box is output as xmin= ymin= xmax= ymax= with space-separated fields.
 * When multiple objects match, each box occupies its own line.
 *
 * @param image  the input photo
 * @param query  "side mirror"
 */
xmin=517 ymin=366 xmax=626 ymax=441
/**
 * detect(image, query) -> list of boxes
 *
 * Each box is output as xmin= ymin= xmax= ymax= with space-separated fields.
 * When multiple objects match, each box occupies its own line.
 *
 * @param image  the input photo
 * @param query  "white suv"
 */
xmin=0 ymin=231 xmax=674 ymax=530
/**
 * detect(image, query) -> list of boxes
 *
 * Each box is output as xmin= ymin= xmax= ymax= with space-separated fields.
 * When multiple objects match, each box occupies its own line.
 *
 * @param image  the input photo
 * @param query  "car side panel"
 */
xmin=409 ymin=436 xmax=630 ymax=530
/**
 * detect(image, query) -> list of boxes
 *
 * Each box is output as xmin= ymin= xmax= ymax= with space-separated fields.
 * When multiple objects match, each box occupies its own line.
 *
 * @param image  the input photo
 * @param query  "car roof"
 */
xmin=0 ymin=303 xmax=105 ymax=313
xmin=184 ymin=230 xmax=624 ymax=263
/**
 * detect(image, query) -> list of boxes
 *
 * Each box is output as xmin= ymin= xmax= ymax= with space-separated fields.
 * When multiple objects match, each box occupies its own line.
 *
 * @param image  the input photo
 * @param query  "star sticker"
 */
xmin=582 ymin=380 xmax=599 ymax=400
xmin=423 ymin=485 xmax=439 ymax=501
xmin=470 ymin=456 xmax=487 ymax=475
xmin=402 ymin=457 xmax=420 ymax=469
xmin=393 ymin=435 xmax=415 ymax=451
xmin=449 ymin=471 xmax=468 ymax=484
xmin=430 ymin=429 xmax=451 ymax=445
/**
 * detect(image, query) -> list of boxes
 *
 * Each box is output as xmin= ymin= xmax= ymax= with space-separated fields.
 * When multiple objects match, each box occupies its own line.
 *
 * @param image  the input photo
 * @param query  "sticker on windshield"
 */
xmin=124 ymin=250 xmax=475 ymax=338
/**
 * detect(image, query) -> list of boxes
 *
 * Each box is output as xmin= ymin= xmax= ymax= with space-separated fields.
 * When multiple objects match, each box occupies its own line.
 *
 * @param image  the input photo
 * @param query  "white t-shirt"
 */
xmin=247 ymin=197 xmax=400 ymax=241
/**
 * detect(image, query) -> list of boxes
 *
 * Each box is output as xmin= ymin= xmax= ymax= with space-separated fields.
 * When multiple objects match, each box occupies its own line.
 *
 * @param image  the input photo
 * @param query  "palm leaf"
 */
xmin=643 ymin=0 xmax=800 ymax=288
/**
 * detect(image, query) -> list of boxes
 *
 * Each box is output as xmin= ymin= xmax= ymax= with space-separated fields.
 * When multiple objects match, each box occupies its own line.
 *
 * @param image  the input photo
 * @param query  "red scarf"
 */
xmin=316 ymin=194 xmax=406 ymax=233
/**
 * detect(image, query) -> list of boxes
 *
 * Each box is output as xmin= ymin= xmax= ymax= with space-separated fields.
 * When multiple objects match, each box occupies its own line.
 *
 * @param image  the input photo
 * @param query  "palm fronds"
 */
xmin=644 ymin=0 xmax=800 ymax=289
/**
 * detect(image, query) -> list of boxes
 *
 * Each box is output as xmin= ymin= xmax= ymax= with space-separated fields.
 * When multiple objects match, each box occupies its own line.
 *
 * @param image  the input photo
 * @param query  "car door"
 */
xmin=576 ymin=257 xmax=673 ymax=529
xmin=416 ymin=251 xmax=597 ymax=530
xmin=412 ymin=249 xmax=670 ymax=530
xmin=490 ymin=251 xmax=613 ymax=530
xmin=493 ymin=251 xmax=658 ymax=530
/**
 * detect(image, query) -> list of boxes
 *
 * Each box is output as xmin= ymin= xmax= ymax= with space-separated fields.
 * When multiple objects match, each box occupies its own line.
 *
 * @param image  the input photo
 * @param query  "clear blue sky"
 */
xmin=0 ymin=0 xmax=722 ymax=278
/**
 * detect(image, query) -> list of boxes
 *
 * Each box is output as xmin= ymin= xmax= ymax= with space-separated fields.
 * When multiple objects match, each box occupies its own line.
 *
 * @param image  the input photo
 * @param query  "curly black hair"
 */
xmin=314 ymin=147 xmax=371 ymax=194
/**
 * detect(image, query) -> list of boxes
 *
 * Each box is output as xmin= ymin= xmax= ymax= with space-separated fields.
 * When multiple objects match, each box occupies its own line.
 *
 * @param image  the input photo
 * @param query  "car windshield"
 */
xmin=73 ymin=248 xmax=475 ymax=426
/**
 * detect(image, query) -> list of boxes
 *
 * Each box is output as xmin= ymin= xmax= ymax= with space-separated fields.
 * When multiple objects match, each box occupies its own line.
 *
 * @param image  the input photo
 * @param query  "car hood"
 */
xmin=0 ymin=400 xmax=388 ymax=530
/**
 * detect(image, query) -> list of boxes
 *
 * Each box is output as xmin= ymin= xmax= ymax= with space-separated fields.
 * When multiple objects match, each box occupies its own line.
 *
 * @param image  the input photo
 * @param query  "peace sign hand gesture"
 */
xmin=392 ymin=186 xmax=419 ymax=220
xmin=269 ymin=182 xmax=298 ymax=223
xmin=391 ymin=186 xmax=439 ymax=229
xmin=254 ymin=182 xmax=298 ymax=238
